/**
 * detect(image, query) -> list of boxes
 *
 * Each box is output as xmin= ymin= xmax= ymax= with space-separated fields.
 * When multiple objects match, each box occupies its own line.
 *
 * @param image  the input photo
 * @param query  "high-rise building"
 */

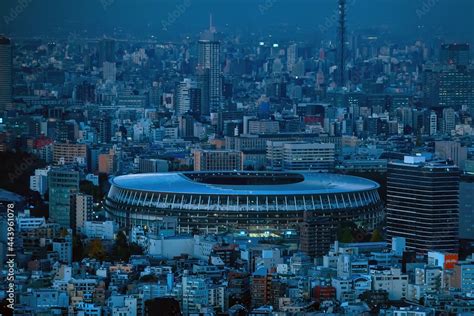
xmin=193 ymin=149 xmax=243 ymax=171
xmin=442 ymin=107 xmax=456 ymax=134
xmin=387 ymin=156 xmax=460 ymax=254
xmin=197 ymin=40 xmax=221 ymax=115
xmin=435 ymin=140 xmax=468 ymax=170
xmin=97 ymin=117 xmax=112 ymax=144
xmin=99 ymin=38 xmax=116 ymax=64
xmin=0 ymin=36 xmax=12 ymax=112
xmin=49 ymin=168 xmax=79 ymax=228
xmin=438 ymin=66 xmax=474 ymax=111
xmin=287 ymin=43 xmax=298 ymax=73
xmin=440 ymin=43 xmax=470 ymax=66
xmin=102 ymin=61 xmax=117 ymax=82
xmin=98 ymin=149 xmax=118 ymax=174
xmin=429 ymin=111 xmax=437 ymax=136
xmin=189 ymin=87 xmax=201 ymax=116
xmin=178 ymin=114 xmax=195 ymax=138
xmin=176 ymin=79 xmax=197 ymax=115
xmin=71 ymin=193 xmax=93 ymax=233
xmin=459 ymin=176 xmax=474 ymax=240
xmin=336 ymin=0 xmax=346 ymax=86
xmin=30 ymin=167 xmax=50 ymax=196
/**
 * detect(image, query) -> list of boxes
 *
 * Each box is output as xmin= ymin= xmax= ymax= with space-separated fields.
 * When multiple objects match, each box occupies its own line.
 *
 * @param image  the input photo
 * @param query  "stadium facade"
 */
xmin=105 ymin=172 xmax=383 ymax=254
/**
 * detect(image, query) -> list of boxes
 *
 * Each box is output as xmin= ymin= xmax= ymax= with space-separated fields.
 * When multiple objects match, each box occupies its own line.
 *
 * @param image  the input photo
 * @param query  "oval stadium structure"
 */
xmin=105 ymin=172 xmax=384 ymax=244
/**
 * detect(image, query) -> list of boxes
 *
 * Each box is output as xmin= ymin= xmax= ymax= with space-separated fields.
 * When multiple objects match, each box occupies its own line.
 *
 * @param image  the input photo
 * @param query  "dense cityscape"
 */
xmin=0 ymin=0 xmax=474 ymax=315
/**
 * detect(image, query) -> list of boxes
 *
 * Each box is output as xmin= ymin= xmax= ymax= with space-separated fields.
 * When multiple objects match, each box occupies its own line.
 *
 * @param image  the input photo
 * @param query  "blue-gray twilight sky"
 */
xmin=1 ymin=0 xmax=473 ymax=43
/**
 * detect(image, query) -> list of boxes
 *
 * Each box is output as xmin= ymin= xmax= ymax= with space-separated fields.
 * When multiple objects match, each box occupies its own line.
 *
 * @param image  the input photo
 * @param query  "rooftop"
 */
xmin=110 ymin=171 xmax=379 ymax=195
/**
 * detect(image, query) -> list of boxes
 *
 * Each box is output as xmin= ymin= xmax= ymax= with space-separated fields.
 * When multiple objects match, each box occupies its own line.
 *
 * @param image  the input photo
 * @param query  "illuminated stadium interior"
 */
xmin=105 ymin=171 xmax=384 ymax=240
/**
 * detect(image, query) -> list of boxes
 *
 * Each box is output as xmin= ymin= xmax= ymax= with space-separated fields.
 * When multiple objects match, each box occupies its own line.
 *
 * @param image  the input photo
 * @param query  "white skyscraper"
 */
xmin=176 ymin=78 xmax=197 ymax=115
xmin=442 ymin=107 xmax=456 ymax=135
xmin=429 ymin=111 xmax=438 ymax=136
xmin=287 ymin=43 xmax=297 ymax=73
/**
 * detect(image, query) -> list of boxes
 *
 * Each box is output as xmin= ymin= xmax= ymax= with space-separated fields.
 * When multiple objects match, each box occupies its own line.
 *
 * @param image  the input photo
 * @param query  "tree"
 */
xmin=72 ymin=234 xmax=85 ymax=262
xmin=339 ymin=227 xmax=354 ymax=243
xmin=87 ymin=239 xmax=106 ymax=261
xmin=112 ymin=231 xmax=143 ymax=262
xmin=337 ymin=221 xmax=357 ymax=243
xmin=80 ymin=180 xmax=102 ymax=201
xmin=370 ymin=229 xmax=383 ymax=242
xmin=140 ymin=274 xmax=158 ymax=283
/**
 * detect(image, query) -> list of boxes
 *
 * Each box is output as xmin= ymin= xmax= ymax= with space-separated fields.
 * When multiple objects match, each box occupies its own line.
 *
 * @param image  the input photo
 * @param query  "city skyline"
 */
xmin=1 ymin=0 xmax=474 ymax=315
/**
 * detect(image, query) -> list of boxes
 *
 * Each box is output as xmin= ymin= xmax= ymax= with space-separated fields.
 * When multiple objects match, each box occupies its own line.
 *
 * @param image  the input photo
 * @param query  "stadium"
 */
xmin=105 ymin=171 xmax=384 ymax=238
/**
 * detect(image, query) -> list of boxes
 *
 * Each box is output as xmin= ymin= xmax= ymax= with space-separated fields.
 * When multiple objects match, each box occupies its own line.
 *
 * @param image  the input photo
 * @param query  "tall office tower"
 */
xmin=49 ymin=168 xmax=79 ymax=228
xmin=459 ymin=176 xmax=474 ymax=240
xmin=178 ymin=114 xmax=195 ymax=138
xmin=197 ymin=40 xmax=221 ymax=115
xmin=99 ymin=38 xmax=116 ymax=64
xmin=98 ymin=149 xmax=118 ymax=175
xmin=149 ymin=81 xmax=162 ymax=108
xmin=440 ymin=43 xmax=470 ymax=66
xmin=102 ymin=61 xmax=117 ymax=82
xmin=442 ymin=107 xmax=456 ymax=135
xmin=176 ymin=78 xmax=197 ymax=115
xmin=422 ymin=66 xmax=440 ymax=106
xmin=287 ymin=43 xmax=298 ymax=73
xmin=0 ymin=36 xmax=12 ymax=112
xmin=429 ymin=111 xmax=437 ymax=136
xmin=336 ymin=0 xmax=346 ymax=86
xmin=189 ymin=87 xmax=201 ymax=116
xmin=438 ymin=66 xmax=474 ymax=111
xmin=70 ymin=193 xmax=93 ymax=233
xmin=387 ymin=156 xmax=460 ymax=254
xmin=97 ymin=117 xmax=112 ymax=144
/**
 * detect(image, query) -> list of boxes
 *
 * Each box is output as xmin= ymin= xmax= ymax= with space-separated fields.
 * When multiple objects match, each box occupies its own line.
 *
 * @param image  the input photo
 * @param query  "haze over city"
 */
xmin=0 ymin=0 xmax=474 ymax=315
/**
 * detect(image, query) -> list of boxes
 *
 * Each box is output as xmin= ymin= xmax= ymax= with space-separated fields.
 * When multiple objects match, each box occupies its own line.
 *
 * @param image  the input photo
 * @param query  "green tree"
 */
xmin=72 ymin=234 xmax=85 ymax=261
xmin=339 ymin=227 xmax=354 ymax=243
xmin=80 ymin=180 xmax=102 ymax=201
xmin=370 ymin=229 xmax=383 ymax=242
xmin=112 ymin=231 xmax=143 ymax=261
xmin=87 ymin=239 xmax=107 ymax=260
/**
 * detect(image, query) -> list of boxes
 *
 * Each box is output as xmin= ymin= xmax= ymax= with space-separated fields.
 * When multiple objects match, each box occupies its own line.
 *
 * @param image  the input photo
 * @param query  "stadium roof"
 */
xmin=111 ymin=172 xmax=379 ymax=196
